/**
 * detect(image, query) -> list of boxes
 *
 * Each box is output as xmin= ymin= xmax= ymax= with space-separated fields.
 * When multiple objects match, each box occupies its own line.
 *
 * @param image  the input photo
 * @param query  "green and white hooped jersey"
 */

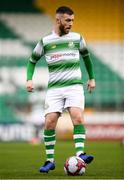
xmin=30 ymin=31 xmax=87 ymax=89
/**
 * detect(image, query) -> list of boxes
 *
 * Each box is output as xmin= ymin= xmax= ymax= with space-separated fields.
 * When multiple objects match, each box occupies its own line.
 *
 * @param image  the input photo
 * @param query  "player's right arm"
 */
xmin=26 ymin=40 xmax=44 ymax=92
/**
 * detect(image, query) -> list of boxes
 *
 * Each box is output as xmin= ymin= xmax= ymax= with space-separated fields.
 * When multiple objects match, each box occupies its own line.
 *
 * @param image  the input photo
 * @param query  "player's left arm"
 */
xmin=79 ymin=36 xmax=96 ymax=93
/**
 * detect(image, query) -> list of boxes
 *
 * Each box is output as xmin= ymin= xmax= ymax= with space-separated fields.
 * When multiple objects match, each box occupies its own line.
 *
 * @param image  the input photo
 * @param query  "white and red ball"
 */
xmin=64 ymin=156 xmax=86 ymax=176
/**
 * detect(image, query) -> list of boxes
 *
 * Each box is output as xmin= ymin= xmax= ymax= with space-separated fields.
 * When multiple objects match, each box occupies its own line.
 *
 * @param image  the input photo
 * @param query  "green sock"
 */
xmin=44 ymin=129 xmax=56 ymax=162
xmin=73 ymin=124 xmax=86 ymax=156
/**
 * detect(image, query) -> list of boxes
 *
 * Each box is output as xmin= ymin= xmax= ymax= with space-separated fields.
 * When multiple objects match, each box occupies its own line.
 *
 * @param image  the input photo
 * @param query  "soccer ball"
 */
xmin=64 ymin=156 xmax=86 ymax=176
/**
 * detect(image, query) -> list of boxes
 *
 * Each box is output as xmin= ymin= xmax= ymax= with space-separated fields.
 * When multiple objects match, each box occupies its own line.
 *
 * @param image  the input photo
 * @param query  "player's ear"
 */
xmin=56 ymin=18 xmax=60 ymax=24
xmin=56 ymin=18 xmax=61 ymax=25
xmin=56 ymin=14 xmax=61 ymax=24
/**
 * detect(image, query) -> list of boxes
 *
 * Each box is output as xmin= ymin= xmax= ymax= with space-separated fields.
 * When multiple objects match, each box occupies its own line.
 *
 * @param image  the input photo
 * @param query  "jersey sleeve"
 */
xmin=29 ymin=40 xmax=44 ymax=63
xmin=79 ymin=36 xmax=90 ymax=57
xmin=79 ymin=36 xmax=95 ymax=79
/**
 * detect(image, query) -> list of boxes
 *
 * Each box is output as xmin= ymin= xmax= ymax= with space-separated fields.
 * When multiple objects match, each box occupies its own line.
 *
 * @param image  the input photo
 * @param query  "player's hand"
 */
xmin=86 ymin=79 xmax=96 ymax=93
xmin=26 ymin=80 xmax=34 ymax=92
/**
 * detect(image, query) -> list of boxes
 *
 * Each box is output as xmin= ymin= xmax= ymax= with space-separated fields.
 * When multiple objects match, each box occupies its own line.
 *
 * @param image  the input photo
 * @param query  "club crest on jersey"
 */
xmin=68 ymin=42 xmax=75 ymax=48
xmin=51 ymin=45 xmax=56 ymax=49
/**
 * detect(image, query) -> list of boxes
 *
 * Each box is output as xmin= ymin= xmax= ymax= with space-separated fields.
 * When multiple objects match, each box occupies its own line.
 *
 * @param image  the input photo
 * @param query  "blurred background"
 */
xmin=0 ymin=0 xmax=124 ymax=142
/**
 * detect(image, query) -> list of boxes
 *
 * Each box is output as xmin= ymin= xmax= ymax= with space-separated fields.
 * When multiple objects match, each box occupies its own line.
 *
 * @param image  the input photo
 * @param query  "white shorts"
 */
xmin=44 ymin=84 xmax=85 ymax=115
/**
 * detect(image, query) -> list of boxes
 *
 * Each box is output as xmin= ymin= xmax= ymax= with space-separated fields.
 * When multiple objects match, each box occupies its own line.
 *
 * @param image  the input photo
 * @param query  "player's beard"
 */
xmin=59 ymin=23 xmax=70 ymax=35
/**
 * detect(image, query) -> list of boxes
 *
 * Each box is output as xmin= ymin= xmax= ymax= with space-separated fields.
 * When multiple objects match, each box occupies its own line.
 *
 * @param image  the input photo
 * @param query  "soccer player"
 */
xmin=26 ymin=6 xmax=96 ymax=173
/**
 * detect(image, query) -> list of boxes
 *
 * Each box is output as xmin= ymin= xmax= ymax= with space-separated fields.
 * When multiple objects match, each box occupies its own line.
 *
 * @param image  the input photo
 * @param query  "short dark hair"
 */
xmin=56 ymin=6 xmax=74 ymax=15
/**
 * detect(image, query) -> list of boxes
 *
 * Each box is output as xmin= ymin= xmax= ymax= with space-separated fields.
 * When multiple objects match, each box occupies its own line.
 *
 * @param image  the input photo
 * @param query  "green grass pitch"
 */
xmin=0 ymin=140 xmax=124 ymax=179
